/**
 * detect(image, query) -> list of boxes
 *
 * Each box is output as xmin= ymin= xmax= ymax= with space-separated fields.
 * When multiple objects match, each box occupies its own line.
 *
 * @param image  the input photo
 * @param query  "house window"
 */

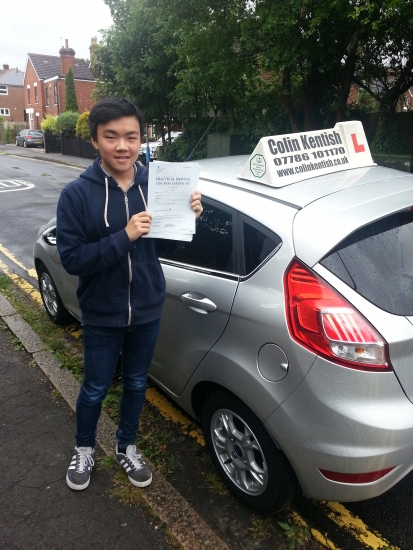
xmin=54 ymin=84 xmax=58 ymax=105
xmin=0 ymin=108 xmax=10 ymax=116
xmin=28 ymin=87 xmax=31 ymax=104
xmin=34 ymin=84 xmax=38 ymax=104
xmin=0 ymin=85 xmax=8 ymax=95
xmin=45 ymin=87 xmax=49 ymax=106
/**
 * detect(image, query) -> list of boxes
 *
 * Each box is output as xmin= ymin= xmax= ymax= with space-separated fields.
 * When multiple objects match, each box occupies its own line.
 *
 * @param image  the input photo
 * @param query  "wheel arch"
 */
xmin=191 ymin=381 xmax=283 ymax=451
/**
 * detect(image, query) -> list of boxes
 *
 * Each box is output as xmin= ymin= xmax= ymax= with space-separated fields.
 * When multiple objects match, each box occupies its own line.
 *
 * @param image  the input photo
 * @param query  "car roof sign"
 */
xmin=238 ymin=121 xmax=374 ymax=188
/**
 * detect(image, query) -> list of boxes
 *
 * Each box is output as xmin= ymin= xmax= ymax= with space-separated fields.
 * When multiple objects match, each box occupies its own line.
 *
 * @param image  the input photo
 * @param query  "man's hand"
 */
xmin=190 ymin=190 xmax=203 ymax=219
xmin=125 ymin=211 xmax=153 ymax=241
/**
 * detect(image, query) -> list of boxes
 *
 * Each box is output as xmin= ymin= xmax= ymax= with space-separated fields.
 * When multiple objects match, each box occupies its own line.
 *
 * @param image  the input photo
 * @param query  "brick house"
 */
xmin=23 ymin=40 xmax=96 ymax=129
xmin=0 ymin=64 xmax=25 ymax=122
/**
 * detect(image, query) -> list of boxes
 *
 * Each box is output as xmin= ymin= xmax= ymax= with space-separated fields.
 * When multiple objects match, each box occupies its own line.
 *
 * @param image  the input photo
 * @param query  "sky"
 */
xmin=1 ymin=0 xmax=113 ymax=71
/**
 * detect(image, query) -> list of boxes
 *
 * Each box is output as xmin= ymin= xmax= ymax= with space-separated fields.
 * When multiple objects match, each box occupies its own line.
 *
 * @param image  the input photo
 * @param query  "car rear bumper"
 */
xmin=27 ymin=141 xmax=44 ymax=147
xmin=265 ymin=356 xmax=413 ymax=502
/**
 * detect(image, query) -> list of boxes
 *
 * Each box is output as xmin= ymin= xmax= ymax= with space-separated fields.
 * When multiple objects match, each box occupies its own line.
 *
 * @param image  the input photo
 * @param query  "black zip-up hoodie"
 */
xmin=56 ymin=158 xmax=178 ymax=327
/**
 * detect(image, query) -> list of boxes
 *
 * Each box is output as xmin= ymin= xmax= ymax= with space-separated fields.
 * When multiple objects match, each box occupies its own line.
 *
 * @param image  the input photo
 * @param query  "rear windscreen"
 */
xmin=320 ymin=209 xmax=413 ymax=315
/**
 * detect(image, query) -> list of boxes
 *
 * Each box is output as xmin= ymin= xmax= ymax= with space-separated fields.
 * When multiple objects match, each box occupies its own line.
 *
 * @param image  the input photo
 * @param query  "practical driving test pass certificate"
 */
xmin=144 ymin=161 xmax=199 ymax=241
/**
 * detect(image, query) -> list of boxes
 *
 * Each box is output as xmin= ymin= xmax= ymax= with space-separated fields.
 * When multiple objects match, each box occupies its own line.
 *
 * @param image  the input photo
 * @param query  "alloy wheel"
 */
xmin=40 ymin=271 xmax=58 ymax=317
xmin=210 ymin=408 xmax=268 ymax=496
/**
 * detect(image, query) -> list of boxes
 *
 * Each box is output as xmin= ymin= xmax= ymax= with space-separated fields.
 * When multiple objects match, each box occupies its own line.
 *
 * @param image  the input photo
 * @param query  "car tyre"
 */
xmin=202 ymin=389 xmax=298 ymax=512
xmin=15 ymin=139 xmax=19 ymax=146
xmin=23 ymin=139 xmax=27 ymax=148
xmin=38 ymin=263 xmax=72 ymax=324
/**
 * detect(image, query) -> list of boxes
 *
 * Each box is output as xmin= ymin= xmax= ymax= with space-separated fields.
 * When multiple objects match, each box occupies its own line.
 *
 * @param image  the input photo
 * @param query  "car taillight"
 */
xmin=284 ymin=259 xmax=391 ymax=371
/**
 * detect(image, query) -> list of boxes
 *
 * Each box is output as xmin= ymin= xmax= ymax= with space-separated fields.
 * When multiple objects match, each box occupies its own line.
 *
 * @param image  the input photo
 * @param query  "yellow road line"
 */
xmin=145 ymin=386 xmax=205 ymax=446
xmin=0 ymin=243 xmax=38 ymax=279
xmin=0 ymin=259 xmax=42 ymax=305
xmin=324 ymin=502 xmax=399 ymax=550
xmin=290 ymin=511 xmax=341 ymax=550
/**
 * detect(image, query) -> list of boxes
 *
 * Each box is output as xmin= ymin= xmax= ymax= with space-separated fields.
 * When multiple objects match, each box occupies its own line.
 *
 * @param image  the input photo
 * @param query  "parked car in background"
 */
xmin=139 ymin=131 xmax=182 ymax=160
xmin=16 ymin=129 xmax=44 ymax=148
xmin=34 ymin=123 xmax=413 ymax=513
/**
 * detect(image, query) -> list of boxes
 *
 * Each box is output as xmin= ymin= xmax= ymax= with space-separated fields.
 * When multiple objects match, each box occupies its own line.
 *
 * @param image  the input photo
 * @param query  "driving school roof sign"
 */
xmin=239 ymin=121 xmax=374 ymax=187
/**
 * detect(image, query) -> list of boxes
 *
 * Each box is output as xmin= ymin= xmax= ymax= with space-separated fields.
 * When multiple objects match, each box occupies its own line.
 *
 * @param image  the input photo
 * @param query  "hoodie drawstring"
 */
xmin=104 ymin=177 xmax=110 ymax=227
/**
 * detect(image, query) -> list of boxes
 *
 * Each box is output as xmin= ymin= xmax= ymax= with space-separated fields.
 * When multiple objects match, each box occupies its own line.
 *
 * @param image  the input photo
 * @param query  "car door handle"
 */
xmin=181 ymin=292 xmax=217 ymax=314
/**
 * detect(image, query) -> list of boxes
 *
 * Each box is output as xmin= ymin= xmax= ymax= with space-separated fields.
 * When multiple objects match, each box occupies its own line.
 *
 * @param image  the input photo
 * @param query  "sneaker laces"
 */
xmin=75 ymin=447 xmax=94 ymax=473
xmin=126 ymin=446 xmax=145 ymax=471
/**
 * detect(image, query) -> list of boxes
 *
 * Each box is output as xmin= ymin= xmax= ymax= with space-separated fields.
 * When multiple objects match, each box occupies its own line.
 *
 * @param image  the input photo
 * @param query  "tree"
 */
xmin=351 ymin=0 xmax=413 ymax=112
xmin=252 ymin=0 xmax=413 ymax=131
xmin=92 ymin=0 xmax=180 ymax=141
xmin=167 ymin=0 xmax=259 ymax=132
xmin=65 ymin=66 xmax=79 ymax=112
xmin=93 ymin=0 xmax=413 ymax=143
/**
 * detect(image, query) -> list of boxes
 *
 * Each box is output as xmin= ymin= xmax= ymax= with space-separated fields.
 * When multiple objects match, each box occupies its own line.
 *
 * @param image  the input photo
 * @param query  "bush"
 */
xmin=41 ymin=114 xmax=58 ymax=135
xmin=3 ymin=126 xmax=11 ymax=144
xmin=75 ymin=111 xmax=91 ymax=141
xmin=56 ymin=111 xmax=80 ymax=138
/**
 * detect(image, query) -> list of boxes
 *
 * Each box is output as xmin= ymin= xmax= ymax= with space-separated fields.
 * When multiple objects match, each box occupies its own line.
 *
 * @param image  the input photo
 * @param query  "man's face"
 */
xmin=92 ymin=116 xmax=141 ymax=179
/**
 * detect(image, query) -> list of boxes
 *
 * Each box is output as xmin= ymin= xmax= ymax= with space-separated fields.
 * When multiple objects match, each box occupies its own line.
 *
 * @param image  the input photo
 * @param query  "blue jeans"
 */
xmin=76 ymin=319 xmax=161 ymax=448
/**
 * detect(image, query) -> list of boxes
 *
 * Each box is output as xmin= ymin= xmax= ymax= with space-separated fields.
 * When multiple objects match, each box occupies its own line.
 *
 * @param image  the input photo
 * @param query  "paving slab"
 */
xmin=0 ymin=293 xmax=17 ymax=316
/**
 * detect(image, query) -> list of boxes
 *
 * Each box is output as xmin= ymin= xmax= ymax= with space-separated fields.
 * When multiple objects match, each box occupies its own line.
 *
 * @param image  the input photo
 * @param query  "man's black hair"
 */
xmin=89 ymin=96 xmax=144 ymax=141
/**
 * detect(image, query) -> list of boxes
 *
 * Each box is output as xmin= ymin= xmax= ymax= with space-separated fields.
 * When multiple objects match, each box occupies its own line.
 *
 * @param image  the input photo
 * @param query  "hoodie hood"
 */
xmin=78 ymin=158 xmax=149 ymax=228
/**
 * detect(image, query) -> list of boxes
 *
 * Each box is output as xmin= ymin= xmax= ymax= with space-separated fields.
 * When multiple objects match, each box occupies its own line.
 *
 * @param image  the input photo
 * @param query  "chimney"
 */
xmin=2 ymin=64 xmax=9 ymax=70
xmin=59 ymin=39 xmax=75 ymax=75
xmin=89 ymin=36 xmax=98 ymax=57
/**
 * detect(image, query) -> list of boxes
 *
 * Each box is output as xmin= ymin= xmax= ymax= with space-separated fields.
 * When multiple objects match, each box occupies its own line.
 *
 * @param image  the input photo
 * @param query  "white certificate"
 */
xmin=144 ymin=161 xmax=199 ymax=240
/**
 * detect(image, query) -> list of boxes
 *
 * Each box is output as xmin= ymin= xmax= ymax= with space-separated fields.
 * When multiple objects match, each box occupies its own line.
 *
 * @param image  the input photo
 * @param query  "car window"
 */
xmin=158 ymin=200 xmax=236 ymax=273
xmin=241 ymin=217 xmax=282 ymax=275
xmin=29 ymin=131 xmax=43 ymax=136
xmin=320 ymin=209 xmax=413 ymax=315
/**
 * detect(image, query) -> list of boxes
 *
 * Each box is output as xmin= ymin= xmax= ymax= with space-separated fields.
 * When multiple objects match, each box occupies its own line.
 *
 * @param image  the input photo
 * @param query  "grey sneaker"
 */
xmin=115 ymin=444 xmax=152 ymax=487
xmin=66 ymin=446 xmax=95 ymax=490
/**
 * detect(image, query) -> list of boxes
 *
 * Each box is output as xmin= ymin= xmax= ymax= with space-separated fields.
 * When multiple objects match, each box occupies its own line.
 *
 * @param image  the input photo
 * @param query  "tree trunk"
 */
xmin=336 ymin=49 xmax=358 ymax=122
xmin=278 ymin=71 xmax=299 ymax=133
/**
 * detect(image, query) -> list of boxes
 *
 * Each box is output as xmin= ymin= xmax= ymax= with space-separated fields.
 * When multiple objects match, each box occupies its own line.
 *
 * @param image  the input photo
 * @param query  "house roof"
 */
xmin=28 ymin=53 xmax=95 ymax=81
xmin=0 ymin=68 xmax=24 ymax=86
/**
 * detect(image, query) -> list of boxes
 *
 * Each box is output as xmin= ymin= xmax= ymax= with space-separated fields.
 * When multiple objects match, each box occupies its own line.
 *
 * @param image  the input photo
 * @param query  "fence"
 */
xmin=44 ymin=131 xmax=61 ymax=153
xmin=61 ymin=135 xmax=99 ymax=159
xmin=44 ymin=133 xmax=98 ymax=158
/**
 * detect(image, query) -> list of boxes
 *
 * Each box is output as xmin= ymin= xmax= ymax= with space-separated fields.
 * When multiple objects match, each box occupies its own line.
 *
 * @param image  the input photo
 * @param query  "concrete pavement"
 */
xmin=0 ymin=143 xmax=94 ymax=170
xmin=0 ymin=307 xmax=174 ymax=549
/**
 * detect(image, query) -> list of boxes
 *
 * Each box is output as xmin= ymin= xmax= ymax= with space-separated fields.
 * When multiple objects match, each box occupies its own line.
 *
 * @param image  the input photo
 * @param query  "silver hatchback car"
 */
xmin=34 ymin=143 xmax=413 ymax=512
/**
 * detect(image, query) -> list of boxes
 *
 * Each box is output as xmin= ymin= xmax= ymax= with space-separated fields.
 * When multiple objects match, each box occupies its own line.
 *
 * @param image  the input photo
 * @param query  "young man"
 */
xmin=56 ymin=97 xmax=202 ymax=491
